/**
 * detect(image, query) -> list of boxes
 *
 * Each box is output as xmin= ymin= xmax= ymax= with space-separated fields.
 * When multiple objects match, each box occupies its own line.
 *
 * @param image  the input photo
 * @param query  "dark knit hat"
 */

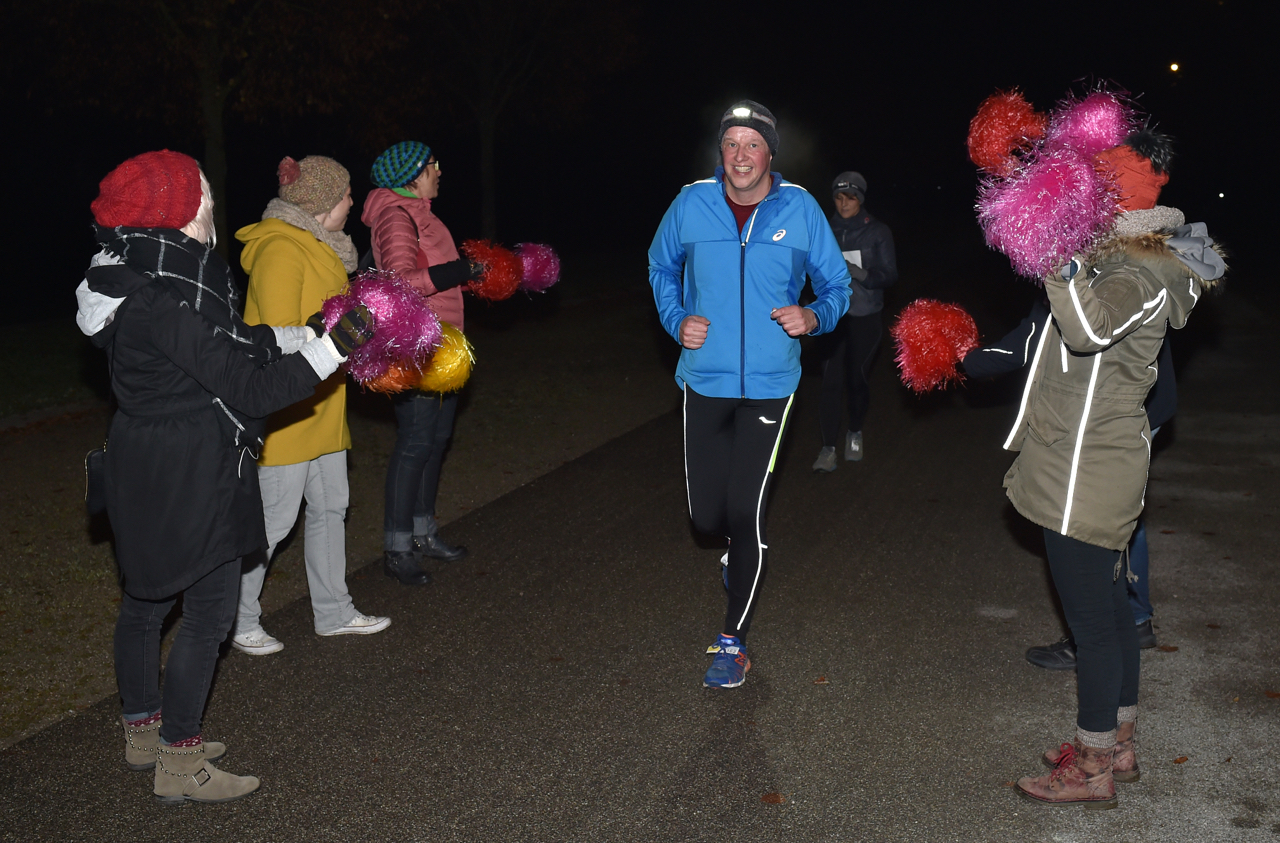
xmin=370 ymin=141 xmax=432 ymax=189
xmin=278 ymin=156 xmax=350 ymax=216
xmin=91 ymin=150 xmax=203 ymax=229
xmin=718 ymin=100 xmax=779 ymax=157
xmin=832 ymin=171 xmax=867 ymax=203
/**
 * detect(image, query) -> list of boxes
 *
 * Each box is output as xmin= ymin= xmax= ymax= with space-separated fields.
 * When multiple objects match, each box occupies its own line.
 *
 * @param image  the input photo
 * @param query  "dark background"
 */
xmin=3 ymin=0 xmax=1270 ymax=328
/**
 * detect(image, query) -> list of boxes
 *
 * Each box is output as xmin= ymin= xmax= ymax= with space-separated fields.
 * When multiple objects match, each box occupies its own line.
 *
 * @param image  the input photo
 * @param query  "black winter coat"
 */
xmin=828 ymin=210 xmax=897 ymax=317
xmin=102 ymin=280 xmax=321 ymax=599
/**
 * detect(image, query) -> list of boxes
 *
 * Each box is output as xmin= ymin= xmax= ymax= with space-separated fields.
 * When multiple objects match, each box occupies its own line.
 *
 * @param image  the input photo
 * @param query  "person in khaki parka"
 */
xmin=1006 ymin=131 xmax=1227 ymax=808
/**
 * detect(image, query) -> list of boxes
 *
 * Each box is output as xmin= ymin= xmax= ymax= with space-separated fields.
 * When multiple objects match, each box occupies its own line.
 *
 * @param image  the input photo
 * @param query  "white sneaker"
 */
xmin=317 ymin=612 xmax=391 ymax=637
xmin=232 ymin=629 xmax=284 ymax=655
xmin=845 ymin=430 xmax=863 ymax=462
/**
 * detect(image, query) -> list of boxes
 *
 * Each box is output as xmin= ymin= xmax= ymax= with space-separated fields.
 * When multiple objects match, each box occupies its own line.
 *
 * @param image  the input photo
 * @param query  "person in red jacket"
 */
xmin=361 ymin=141 xmax=480 ymax=585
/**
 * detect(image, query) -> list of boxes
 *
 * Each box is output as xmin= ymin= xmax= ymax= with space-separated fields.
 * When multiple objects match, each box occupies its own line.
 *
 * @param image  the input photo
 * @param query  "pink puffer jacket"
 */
xmin=361 ymin=188 xmax=464 ymax=330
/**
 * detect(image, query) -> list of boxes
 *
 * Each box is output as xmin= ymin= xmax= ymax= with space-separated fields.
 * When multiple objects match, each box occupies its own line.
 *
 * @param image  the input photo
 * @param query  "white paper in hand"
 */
xmin=842 ymin=249 xmax=862 ymax=268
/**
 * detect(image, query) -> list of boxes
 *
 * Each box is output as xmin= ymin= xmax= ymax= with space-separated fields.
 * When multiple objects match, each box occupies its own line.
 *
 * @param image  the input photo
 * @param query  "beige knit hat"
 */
xmin=277 ymin=155 xmax=349 ymax=216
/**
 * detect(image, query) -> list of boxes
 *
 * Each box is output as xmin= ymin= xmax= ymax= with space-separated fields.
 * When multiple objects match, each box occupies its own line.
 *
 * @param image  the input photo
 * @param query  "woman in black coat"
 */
xmin=76 ymin=150 xmax=368 ymax=804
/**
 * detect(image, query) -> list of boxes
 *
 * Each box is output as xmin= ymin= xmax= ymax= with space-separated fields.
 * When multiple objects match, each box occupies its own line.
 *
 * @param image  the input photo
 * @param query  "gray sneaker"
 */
xmin=845 ymin=430 xmax=863 ymax=461
xmin=812 ymin=446 xmax=837 ymax=472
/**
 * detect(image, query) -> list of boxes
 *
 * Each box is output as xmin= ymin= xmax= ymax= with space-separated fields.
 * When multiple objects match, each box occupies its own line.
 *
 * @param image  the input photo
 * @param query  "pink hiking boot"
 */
xmin=1018 ymin=738 xmax=1117 ymax=809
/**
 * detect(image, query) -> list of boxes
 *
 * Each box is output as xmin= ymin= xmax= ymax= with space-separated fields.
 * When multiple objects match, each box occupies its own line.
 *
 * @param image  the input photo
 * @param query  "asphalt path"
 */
xmin=1 ymin=292 xmax=1276 ymax=842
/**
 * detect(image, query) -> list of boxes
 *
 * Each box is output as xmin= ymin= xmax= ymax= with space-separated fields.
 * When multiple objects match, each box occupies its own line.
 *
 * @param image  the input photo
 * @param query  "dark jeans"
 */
xmin=683 ymin=386 xmax=794 ymax=640
xmin=1127 ymin=518 xmax=1153 ymax=623
xmin=384 ymin=391 xmax=458 ymax=552
xmin=114 ymin=558 xmax=241 ymax=743
xmin=818 ymin=312 xmax=883 ymax=445
xmin=1043 ymin=529 xmax=1140 ymax=733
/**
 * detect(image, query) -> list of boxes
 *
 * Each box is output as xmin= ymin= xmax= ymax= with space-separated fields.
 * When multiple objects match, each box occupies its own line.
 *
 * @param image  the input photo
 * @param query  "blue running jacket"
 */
xmin=648 ymin=167 xmax=851 ymax=399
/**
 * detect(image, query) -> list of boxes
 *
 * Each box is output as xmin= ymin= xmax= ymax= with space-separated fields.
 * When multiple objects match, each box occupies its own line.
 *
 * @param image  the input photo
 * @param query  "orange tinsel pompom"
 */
xmin=461 ymin=239 xmax=522 ymax=302
xmin=363 ymin=359 xmax=424 ymax=394
xmin=967 ymin=90 xmax=1047 ymax=175
xmin=890 ymin=299 xmax=980 ymax=394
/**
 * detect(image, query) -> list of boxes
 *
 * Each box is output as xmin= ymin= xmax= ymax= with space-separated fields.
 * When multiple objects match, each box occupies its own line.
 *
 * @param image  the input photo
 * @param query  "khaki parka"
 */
xmin=1002 ymin=230 xmax=1212 ymax=550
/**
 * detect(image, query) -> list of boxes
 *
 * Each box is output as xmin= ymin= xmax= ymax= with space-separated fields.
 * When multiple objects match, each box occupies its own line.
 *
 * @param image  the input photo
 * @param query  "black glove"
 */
xmin=427 ymin=258 xmax=481 ymax=291
xmin=305 ymin=311 xmax=327 ymax=337
xmin=306 ymin=307 xmax=373 ymax=356
xmin=328 ymin=306 xmax=373 ymax=356
xmin=848 ymin=263 xmax=869 ymax=282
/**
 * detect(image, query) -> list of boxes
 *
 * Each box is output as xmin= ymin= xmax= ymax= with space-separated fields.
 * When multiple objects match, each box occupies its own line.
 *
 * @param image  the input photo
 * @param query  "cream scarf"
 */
xmin=262 ymin=197 xmax=359 ymax=272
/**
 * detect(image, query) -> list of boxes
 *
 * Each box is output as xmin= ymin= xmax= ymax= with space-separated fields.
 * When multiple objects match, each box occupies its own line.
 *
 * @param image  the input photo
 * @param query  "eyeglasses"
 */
xmin=426 ymin=160 xmax=440 ymax=171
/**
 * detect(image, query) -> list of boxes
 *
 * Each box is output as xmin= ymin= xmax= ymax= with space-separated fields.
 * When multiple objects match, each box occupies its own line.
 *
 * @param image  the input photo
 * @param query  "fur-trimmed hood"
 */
xmin=1093 ymin=222 xmax=1226 ymax=287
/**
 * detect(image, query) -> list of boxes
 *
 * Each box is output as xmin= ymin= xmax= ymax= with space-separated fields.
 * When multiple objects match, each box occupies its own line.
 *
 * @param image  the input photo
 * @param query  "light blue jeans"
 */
xmin=237 ymin=450 xmax=356 ymax=635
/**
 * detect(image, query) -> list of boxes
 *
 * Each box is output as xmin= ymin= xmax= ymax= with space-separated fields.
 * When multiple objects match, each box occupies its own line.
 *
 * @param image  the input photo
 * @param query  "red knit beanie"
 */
xmin=1094 ymin=144 xmax=1169 ymax=212
xmin=91 ymin=150 xmax=203 ymax=229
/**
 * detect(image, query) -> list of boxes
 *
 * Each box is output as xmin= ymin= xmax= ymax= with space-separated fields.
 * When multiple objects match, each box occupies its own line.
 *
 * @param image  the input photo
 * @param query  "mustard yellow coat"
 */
xmin=237 ymin=218 xmax=351 ymax=466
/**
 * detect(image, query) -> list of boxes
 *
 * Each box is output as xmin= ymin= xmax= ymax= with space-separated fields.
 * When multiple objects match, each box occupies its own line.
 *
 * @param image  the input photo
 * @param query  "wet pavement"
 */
xmin=1 ymin=291 xmax=1276 ymax=842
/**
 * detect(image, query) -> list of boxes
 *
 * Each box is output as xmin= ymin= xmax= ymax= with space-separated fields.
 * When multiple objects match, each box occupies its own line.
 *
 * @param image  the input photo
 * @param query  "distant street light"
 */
xmin=1170 ymin=63 xmax=1180 ymax=71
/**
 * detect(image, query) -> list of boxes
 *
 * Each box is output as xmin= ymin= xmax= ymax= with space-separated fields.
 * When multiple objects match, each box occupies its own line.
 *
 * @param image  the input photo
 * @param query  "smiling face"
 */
xmin=408 ymin=157 xmax=440 ymax=200
xmin=720 ymin=126 xmax=772 ymax=204
xmin=834 ymin=192 xmax=862 ymax=219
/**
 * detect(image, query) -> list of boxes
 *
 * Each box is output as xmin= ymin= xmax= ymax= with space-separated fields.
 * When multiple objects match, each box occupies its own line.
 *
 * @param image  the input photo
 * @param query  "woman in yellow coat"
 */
xmin=231 ymin=155 xmax=390 ymax=654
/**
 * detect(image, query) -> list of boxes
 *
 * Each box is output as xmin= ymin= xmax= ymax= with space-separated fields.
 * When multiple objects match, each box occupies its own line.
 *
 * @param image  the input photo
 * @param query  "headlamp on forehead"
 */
xmin=835 ymin=181 xmax=854 ymax=191
xmin=723 ymin=106 xmax=775 ymax=127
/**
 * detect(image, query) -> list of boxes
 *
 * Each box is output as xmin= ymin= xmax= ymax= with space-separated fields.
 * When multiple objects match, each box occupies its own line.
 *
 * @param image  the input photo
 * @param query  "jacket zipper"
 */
xmin=740 ymin=206 xmax=761 ymax=398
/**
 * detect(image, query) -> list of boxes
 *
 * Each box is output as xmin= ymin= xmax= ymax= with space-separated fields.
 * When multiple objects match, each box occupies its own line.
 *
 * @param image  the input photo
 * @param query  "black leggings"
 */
xmin=818 ymin=312 xmax=883 ymax=445
xmin=683 ymin=386 xmax=794 ymax=640
xmin=1043 ymin=529 xmax=1140 ymax=733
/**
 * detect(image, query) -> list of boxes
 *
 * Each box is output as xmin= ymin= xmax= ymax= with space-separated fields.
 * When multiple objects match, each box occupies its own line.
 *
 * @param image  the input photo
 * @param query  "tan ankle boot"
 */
xmin=1112 ymin=719 xmax=1139 ymax=783
xmin=121 ymin=716 xmax=225 ymax=771
xmin=1018 ymin=732 xmax=1117 ymax=809
xmin=153 ymin=742 xmax=259 ymax=805
xmin=1043 ymin=719 xmax=1139 ymax=783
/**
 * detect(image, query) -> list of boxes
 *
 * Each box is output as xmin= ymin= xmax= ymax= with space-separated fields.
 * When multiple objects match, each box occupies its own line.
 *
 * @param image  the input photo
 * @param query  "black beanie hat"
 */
xmin=832 ymin=171 xmax=867 ymax=203
xmin=718 ymin=100 xmax=779 ymax=157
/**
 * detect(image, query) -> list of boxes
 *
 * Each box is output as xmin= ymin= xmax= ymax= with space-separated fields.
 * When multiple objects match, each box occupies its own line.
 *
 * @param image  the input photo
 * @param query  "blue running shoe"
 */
xmin=703 ymin=635 xmax=750 ymax=688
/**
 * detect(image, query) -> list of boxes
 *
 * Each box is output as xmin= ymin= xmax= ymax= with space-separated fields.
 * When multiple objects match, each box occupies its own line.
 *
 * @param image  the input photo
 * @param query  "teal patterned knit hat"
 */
xmin=370 ymin=141 xmax=431 ymax=188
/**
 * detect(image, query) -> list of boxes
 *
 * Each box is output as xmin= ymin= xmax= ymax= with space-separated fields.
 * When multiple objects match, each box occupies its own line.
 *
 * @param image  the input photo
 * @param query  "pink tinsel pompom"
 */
xmin=967 ymin=90 xmax=1047 ymax=174
xmin=461 ymin=239 xmax=523 ymax=302
xmin=890 ymin=299 xmax=980 ymax=394
xmin=320 ymin=269 xmax=442 ymax=386
xmin=977 ymin=146 xmax=1114 ymax=280
xmin=515 ymin=243 xmax=561 ymax=293
xmin=1045 ymin=91 xmax=1135 ymax=158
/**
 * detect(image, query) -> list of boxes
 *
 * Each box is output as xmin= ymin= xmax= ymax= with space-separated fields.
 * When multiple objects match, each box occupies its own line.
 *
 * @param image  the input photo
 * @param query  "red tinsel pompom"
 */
xmin=277 ymin=156 xmax=302 ymax=187
xmin=890 ymin=299 xmax=980 ymax=394
xmin=967 ymin=90 xmax=1046 ymax=175
xmin=461 ymin=239 xmax=523 ymax=302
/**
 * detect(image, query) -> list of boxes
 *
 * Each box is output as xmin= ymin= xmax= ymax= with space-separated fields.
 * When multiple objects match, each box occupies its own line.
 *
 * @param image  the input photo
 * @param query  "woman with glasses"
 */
xmin=361 ymin=141 xmax=480 ymax=585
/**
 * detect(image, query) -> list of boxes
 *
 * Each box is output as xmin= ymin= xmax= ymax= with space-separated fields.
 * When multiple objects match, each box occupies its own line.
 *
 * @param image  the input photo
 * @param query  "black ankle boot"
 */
xmin=413 ymin=533 xmax=467 ymax=563
xmin=383 ymin=551 xmax=431 ymax=585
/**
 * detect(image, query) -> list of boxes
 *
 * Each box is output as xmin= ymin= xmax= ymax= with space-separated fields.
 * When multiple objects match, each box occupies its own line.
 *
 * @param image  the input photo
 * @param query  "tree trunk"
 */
xmin=478 ymin=111 xmax=497 ymax=240
xmin=196 ymin=33 xmax=230 ymax=259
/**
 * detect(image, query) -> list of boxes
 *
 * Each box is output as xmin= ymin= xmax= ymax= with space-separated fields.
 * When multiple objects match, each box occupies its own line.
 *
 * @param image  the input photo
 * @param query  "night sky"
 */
xmin=4 ymin=0 xmax=1270 ymax=324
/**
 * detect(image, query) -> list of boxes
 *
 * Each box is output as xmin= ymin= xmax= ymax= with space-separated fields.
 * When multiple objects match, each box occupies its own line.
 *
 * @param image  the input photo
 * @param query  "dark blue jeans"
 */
xmin=1127 ymin=518 xmax=1153 ymax=624
xmin=384 ymin=391 xmax=458 ymax=552
xmin=114 ymin=558 xmax=240 ymax=743
xmin=1043 ymin=529 xmax=1140 ymax=733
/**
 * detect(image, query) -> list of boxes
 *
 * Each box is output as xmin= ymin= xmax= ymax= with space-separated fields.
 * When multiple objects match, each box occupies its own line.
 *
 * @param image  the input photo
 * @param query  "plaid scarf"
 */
xmin=91 ymin=224 xmax=280 ymax=449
